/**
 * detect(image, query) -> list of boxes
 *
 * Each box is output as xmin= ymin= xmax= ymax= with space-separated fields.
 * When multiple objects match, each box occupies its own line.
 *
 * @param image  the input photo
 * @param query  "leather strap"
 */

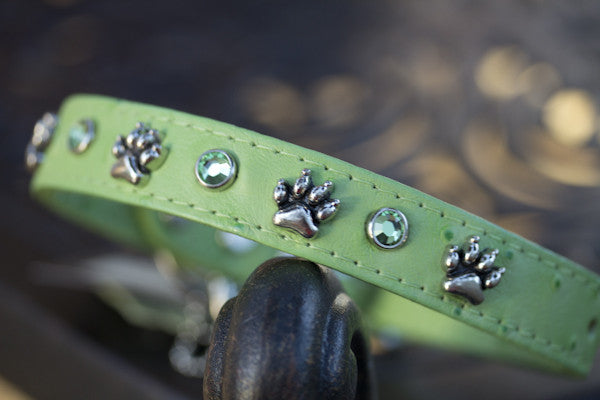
xmin=30 ymin=94 xmax=600 ymax=376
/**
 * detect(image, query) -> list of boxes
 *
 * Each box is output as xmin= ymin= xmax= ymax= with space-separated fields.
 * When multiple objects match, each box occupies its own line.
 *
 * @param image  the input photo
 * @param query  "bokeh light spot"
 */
xmin=543 ymin=89 xmax=597 ymax=147
xmin=310 ymin=75 xmax=371 ymax=129
xmin=239 ymin=77 xmax=307 ymax=133
xmin=517 ymin=63 xmax=562 ymax=107
xmin=475 ymin=46 xmax=529 ymax=101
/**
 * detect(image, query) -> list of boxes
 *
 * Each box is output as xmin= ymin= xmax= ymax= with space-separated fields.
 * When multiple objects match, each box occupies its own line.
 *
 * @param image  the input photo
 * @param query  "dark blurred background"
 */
xmin=1 ymin=0 xmax=600 ymax=399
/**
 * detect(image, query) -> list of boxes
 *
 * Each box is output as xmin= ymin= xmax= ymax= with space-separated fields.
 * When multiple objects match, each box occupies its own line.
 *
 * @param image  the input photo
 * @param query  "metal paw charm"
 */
xmin=111 ymin=122 xmax=164 ymax=185
xmin=443 ymin=236 xmax=505 ymax=305
xmin=273 ymin=169 xmax=340 ymax=238
xmin=25 ymin=112 xmax=58 ymax=173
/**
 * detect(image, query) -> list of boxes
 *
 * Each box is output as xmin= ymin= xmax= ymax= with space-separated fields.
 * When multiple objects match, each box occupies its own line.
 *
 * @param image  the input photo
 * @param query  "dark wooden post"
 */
xmin=203 ymin=257 xmax=375 ymax=400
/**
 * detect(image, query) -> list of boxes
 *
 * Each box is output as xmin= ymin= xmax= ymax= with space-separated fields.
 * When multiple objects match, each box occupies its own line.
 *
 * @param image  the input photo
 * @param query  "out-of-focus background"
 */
xmin=1 ymin=0 xmax=600 ymax=399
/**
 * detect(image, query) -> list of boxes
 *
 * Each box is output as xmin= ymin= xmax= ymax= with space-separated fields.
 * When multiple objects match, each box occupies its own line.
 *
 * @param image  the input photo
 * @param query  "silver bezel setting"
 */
xmin=195 ymin=149 xmax=237 ymax=189
xmin=367 ymin=207 xmax=409 ymax=249
xmin=68 ymin=118 xmax=95 ymax=154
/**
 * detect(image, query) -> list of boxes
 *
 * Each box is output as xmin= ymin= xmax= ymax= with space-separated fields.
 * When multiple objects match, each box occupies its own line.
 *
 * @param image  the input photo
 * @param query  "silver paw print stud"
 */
xmin=273 ymin=169 xmax=340 ymax=238
xmin=111 ymin=122 xmax=164 ymax=185
xmin=25 ymin=112 xmax=58 ymax=173
xmin=443 ymin=235 xmax=505 ymax=305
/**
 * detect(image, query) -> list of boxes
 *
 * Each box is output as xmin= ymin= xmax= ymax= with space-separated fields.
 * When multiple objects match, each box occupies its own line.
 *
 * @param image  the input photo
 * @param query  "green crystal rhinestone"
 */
xmin=367 ymin=207 xmax=409 ymax=249
xmin=68 ymin=119 xmax=95 ymax=154
xmin=195 ymin=149 xmax=237 ymax=189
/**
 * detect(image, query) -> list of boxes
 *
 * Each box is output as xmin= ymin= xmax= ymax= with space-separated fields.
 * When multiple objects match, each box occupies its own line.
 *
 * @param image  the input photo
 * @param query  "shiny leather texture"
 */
xmin=31 ymin=95 xmax=600 ymax=376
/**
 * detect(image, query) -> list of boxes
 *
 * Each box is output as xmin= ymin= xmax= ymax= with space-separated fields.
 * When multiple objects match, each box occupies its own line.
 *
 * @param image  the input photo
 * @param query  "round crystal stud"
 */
xmin=195 ymin=149 xmax=237 ymax=189
xmin=68 ymin=119 xmax=95 ymax=154
xmin=367 ymin=207 xmax=409 ymax=249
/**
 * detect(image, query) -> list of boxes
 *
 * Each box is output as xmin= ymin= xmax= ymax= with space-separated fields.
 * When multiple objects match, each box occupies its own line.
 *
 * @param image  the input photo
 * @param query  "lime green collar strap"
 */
xmin=29 ymin=94 xmax=600 ymax=376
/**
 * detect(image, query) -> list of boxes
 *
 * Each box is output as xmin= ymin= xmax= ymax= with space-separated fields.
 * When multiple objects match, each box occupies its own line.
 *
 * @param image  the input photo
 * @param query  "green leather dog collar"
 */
xmin=29 ymin=95 xmax=600 ymax=376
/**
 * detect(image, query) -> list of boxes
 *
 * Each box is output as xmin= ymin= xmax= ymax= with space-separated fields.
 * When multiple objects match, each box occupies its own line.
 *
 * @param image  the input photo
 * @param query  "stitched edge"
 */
xmin=141 ymin=112 xmax=598 ymax=289
xmin=77 ymin=102 xmax=594 ymax=365
xmin=44 ymin=100 xmax=595 ymax=369
xmin=91 ymin=176 xmax=580 ymax=363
